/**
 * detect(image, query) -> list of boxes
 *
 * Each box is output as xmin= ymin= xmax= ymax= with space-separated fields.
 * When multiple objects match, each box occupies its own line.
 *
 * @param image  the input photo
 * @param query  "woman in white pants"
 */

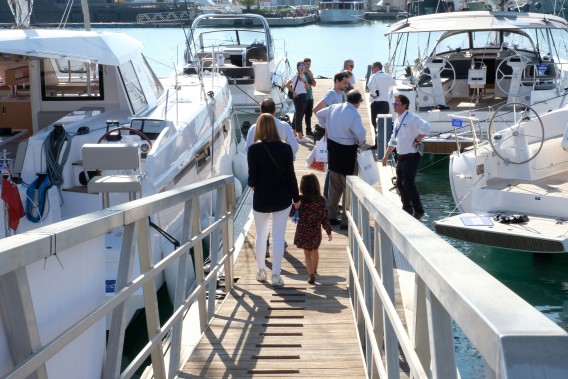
xmin=248 ymin=114 xmax=300 ymax=286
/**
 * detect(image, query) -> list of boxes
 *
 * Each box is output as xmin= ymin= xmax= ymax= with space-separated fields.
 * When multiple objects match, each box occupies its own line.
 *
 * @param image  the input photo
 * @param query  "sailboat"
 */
xmin=0 ymin=0 xmax=238 ymax=333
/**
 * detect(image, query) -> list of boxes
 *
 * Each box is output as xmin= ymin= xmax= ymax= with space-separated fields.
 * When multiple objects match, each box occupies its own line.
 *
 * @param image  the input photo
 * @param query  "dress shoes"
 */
xmin=413 ymin=213 xmax=425 ymax=220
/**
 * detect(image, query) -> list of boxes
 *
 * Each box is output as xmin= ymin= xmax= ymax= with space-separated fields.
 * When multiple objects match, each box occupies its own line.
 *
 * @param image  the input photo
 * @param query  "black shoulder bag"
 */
xmin=287 ymin=77 xmax=299 ymax=99
xmin=261 ymin=142 xmax=286 ymax=182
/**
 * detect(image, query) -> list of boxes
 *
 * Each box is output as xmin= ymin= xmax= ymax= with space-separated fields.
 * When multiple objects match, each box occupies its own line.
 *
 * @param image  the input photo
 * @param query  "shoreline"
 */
xmin=0 ymin=15 xmax=318 ymax=29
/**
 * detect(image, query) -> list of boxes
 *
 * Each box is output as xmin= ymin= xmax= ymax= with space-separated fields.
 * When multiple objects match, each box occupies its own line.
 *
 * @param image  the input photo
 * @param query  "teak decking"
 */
xmin=180 ymin=79 xmax=377 ymax=378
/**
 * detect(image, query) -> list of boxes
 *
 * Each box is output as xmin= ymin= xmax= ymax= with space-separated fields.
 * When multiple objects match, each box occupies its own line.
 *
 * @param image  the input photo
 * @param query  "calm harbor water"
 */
xmin=104 ymin=21 xmax=568 ymax=377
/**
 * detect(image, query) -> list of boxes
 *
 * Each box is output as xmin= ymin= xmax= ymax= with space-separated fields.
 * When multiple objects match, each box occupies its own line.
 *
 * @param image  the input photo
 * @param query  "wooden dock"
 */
xmin=180 ymin=79 xmax=377 ymax=378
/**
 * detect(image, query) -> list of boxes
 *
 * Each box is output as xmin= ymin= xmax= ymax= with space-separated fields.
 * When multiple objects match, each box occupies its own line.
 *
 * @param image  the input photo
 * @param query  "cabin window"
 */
xmin=120 ymin=61 xmax=148 ymax=114
xmin=40 ymin=59 xmax=104 ymax=100
xmin=141 ymin=56 xmax=164 ymax=100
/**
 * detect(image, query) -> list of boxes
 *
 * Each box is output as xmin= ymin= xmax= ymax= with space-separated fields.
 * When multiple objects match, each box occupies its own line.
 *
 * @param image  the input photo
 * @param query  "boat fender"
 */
xmin=237 ymin=140 xmax=247 ymax=155
xmin=232 ymin=153 xmax=248 ymax=189
xmin=233 ymin=177 xmax=242 ymax=201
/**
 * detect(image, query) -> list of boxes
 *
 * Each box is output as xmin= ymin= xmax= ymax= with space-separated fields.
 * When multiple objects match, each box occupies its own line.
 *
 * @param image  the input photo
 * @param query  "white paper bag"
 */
xmin=315 ymin=137 xmax=328 ymax=163
xmin=357 ymin=150 xmax=379 ymax=185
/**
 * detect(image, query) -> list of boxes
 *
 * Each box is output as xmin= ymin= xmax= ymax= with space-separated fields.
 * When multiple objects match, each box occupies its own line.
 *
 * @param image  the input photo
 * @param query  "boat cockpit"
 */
xmin=387 ymin=12 xmax=568 ymax=112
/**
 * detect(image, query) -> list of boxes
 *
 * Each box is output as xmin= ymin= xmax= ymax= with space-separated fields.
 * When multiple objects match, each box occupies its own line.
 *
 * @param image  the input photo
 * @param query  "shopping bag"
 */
xmin=306 ymin=146 xmax=326 ymax=172
xmin=315 ymin=137 xmax=328 ymax=163
xmin=357 ymin=150 xmax=379 ymax=185
xmin=308 ymin=160 xmax=326 ymax=172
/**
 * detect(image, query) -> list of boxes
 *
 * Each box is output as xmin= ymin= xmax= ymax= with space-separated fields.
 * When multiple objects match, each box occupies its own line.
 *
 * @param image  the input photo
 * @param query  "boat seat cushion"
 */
xmin=82 ymin=143 xmax=141 ymax=194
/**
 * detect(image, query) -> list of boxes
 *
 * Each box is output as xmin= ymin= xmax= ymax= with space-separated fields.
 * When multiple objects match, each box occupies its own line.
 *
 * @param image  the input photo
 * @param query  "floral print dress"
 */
xmin=291 ymin=197 xmax=332 ymax=250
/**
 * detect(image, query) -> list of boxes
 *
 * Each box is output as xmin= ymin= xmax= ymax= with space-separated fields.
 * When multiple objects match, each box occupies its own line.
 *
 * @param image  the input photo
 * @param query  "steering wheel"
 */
xmin=97 ymin=127 xmax=153 ymax=148
xmin=418 ymin=57 xmax=456 ymax=94
xmin=488 ymin=103 xmax=544 ymax=164
xmin=496 ymin=55 xmax=532 ymax=95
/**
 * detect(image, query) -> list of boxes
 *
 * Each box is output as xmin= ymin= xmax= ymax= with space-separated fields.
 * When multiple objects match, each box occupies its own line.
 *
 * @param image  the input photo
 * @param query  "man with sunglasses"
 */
xmin=381 ymin=94 xmax=430 ymax=220
xmin=341 ymin=59 xmax=356 ymax=91
xmin=316 ymin=90 xmax=367 ymax=230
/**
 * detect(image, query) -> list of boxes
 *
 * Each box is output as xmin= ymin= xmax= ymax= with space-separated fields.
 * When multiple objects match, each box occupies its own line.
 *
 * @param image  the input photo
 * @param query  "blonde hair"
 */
xmin=253 ymin=114 xmax=281 ymax=143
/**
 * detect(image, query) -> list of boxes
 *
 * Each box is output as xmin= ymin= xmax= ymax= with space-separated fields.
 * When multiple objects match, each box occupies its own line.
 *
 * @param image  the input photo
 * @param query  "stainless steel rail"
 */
xmin=345 ymin=175 xmax=568 ymax=379
xmin=0 ymin=175 xmax=235 ymax=379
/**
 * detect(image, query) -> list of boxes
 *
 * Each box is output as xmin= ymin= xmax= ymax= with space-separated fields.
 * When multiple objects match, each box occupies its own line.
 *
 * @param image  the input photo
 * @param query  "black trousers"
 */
xmin=293 ymin=94 xmax=307 ymax=134
xmin=304 ymin=99 xmax=314 ymax=132
xmin=395 ymin=152 xmax=424 ymax=215
xmin=370 ymin=101 xmax=390 ymax=129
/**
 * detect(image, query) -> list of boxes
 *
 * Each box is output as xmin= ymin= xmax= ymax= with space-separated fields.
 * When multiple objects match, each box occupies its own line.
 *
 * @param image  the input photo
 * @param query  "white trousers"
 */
xmin=253 ymin=205 xmax=291 ymax=275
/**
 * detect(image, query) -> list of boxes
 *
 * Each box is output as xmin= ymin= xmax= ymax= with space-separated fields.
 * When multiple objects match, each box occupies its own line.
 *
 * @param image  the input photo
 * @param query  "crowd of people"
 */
xmin=247 ymin=58 xmax=430 ymax=287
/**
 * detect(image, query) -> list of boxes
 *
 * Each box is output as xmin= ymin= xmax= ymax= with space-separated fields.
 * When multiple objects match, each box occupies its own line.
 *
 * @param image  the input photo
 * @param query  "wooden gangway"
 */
xmin=3 ymin=79 xmax=567 ymax=379
xmin=181 ymin=79 xmax=374 ymax=377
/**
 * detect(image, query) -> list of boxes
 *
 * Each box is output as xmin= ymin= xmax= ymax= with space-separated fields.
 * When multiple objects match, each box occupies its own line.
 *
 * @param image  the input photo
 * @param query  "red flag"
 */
xmin=1 ymin=176 xmax=25 ymax=231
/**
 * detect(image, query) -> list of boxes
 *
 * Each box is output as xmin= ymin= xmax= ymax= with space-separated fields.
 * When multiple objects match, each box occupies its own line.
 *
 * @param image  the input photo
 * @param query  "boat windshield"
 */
xmin=433 ymin=30 xmax=537 ymax=56
xmin=196 ymin=29 xmax=265 ymax=50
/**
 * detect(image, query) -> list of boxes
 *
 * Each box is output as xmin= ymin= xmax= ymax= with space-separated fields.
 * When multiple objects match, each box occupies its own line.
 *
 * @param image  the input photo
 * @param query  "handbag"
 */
xmin=287 ymin=76 xmax=299 ymax=99
xmin=261 ymin=142 xmax=286 ymax=181
xmin=315 ymin=137 xmax=328 ymax=163
xmin=357 ymin=150 xmax=379 ymax=185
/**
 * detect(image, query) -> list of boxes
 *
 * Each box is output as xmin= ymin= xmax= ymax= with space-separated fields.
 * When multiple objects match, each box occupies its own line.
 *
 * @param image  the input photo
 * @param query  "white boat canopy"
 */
xmin=0 ymin=29 xmax=144 ymax=65
xmin=387 ymin=11 xmax=568 ymax=34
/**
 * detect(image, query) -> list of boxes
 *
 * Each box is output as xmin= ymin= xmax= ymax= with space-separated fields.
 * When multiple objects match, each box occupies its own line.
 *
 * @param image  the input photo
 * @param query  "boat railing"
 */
xmin=345 ymin=175 xmax=568 ymax=378
xmin=447 ymin=112 xmax=481 ymax=156
xmin=0 ymin=175 xmax=236 ymax=379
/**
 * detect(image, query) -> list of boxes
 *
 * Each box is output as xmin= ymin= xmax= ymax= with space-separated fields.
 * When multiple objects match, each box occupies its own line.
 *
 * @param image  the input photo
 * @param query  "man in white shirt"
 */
xmin=367 ymin=61 xmax=395 ymax=151
xmin=381 ymin=94 xmax=430 ymax=220
xmin=246 ymin=98 xmax=299 ymax=158
xmin=312 ymin=71 xmax=350 ymax=199
xmin=317 ymin=90 xmax=367 ymax=229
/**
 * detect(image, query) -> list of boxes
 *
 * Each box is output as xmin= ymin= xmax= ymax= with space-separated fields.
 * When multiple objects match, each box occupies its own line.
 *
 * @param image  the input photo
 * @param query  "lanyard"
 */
xmin=394 ymin=112 xmax=409 ymax=138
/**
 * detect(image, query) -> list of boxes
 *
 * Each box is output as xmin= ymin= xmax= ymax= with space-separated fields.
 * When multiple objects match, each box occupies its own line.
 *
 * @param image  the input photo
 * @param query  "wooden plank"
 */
xmin=180 ymin=79 xmax=411 ymax=378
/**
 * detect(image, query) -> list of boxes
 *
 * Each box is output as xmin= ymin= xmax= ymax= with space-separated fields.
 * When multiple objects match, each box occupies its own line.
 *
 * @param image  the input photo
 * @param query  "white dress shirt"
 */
xmin=367 ymin=71 xmax=396 ymax=103
xmin=245 ymin=117 xmax=299 ymax=157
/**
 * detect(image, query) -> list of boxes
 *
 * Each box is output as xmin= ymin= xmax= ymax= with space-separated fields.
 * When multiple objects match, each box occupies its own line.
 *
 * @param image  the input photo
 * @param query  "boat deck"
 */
xmin=435 ymin=170 xmax=568 ymax=252
xmin=180 ymin=79 xmax=411 ymax=378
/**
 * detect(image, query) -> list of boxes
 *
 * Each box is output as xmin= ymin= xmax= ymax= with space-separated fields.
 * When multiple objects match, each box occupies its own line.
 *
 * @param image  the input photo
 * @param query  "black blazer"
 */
xmin=248 ymin=141 xmax=300 ymax=212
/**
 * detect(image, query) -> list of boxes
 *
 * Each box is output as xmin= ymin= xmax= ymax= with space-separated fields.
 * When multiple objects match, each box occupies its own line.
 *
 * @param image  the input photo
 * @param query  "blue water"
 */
xmin=103 ymin=21 xmax=568 ymax=377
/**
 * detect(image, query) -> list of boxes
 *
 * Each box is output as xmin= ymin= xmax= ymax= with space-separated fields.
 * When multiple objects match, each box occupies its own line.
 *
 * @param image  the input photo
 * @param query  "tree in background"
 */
xmin=239 ymin=0 xmax=258 ymax=12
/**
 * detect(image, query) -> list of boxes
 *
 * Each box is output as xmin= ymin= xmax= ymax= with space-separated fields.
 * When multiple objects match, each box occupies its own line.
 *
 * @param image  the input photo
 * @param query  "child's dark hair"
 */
xmin=300 ymin=174 xmax=324 ymax=203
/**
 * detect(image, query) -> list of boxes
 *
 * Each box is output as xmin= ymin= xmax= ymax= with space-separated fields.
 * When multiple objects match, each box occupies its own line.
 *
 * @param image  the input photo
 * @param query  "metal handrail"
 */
xmin=344 ymin=176 xmax=568 ymax=378
xmin=0 ymin=175 xmax=235 ymax=379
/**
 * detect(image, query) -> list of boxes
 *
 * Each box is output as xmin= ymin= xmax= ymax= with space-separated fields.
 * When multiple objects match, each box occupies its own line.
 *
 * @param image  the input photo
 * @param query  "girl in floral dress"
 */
xmin=291 ymin=174 xmax=332 ymax=284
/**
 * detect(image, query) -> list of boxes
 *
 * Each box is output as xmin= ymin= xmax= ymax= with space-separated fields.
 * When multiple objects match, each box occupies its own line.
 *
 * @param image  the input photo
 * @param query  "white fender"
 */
xmin=232 ymin=152 xmax=248 ymax=189
xmin=233 ymin=176 xmax=242 ymax=202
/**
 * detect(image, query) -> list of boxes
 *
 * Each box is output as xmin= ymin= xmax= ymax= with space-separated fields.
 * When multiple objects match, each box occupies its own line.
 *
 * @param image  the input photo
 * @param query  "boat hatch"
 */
xmin=129 ymin=118 xmax=171 ymax=140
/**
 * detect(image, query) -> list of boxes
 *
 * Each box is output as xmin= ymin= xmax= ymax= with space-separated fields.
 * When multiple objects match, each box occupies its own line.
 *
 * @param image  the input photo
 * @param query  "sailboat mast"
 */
xmin=80 ymin=0 xmax=91 ymax=31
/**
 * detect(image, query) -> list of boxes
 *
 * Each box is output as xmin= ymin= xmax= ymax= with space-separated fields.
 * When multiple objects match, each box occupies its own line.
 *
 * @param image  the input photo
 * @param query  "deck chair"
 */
xmin=82 ymin=143 xmax=141 ymax=209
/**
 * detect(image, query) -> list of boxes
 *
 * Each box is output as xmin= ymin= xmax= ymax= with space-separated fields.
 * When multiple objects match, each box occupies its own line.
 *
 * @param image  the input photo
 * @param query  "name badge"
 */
xmin=388 ymin=138 xmax=397 ymax=147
